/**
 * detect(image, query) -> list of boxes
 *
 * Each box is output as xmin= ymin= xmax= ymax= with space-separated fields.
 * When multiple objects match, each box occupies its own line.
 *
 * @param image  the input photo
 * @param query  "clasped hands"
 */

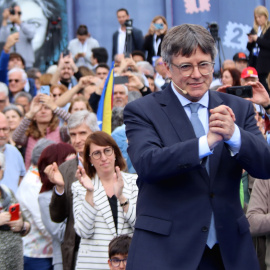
xmin=207 ymin=105 xmax=236 ymax=150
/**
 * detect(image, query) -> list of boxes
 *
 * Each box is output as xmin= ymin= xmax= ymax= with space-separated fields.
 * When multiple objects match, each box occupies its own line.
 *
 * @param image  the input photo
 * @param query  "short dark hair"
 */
xmin=9 ymin=53 xmax=25 ymax=67
xmin=108 ymin=235 xmax=132 ymax=259
xmin=83 ymin=131 xmax=126 ymax=178
xmin=95 ymin=63 xmax=110 ymax=72
xmin=77 ymin=25 xmax=89 ymax=36
xmin=117 ymin=8 xmax=129 ymax=15
xmin=131 ymin=50 xmax=145 ymax=61
xmin=92 ymin=47 xmax=108 ymax=64
xmin=38 ymin=143 xmax=76 ymax=193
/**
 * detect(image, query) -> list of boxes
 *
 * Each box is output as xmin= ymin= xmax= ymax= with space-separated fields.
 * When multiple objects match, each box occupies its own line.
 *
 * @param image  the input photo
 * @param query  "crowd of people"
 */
xmin=0 ymin=3 xmax=270 ymax=270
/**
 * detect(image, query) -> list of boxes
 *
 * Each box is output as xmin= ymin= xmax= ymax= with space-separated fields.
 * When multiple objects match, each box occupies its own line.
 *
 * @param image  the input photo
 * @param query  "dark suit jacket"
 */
xmin=256 ymin=27 xmax=270 ymax=74
xmin=112 ymin=27 xmax=144 ymax=59
xmin=143 ymin=34 xmax=164 ymax=64
xmin=123 ymin=85 xmax=270 ymax=270
xmin=49 ymin=156 xmax=79 ymax=270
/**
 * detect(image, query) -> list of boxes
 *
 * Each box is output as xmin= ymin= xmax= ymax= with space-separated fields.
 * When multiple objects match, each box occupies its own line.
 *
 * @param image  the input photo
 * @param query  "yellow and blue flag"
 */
xmin=97 ymin=62 xmax=114 ymax=134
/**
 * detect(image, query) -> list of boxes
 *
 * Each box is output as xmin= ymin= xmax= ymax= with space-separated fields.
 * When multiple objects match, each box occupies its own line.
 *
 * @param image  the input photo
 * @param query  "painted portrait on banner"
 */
xmin=0 ymin=0 xmax=68 ymax=72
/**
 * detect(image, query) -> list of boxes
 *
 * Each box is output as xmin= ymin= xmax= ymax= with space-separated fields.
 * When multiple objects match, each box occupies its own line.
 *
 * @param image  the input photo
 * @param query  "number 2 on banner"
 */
xmin=223 ymin=21 xmax=251 ymax=50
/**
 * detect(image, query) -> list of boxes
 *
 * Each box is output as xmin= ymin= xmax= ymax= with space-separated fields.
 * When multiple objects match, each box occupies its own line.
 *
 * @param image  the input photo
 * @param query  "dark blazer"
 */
xmin=143 ymin=34 xmax=164 ymax=64
xmin=112 ymin=27 xmax=144 ymax=59
xmin=256 ymin=27 xmax=270 ymax=74
xmin=49 ymin=156 xmax=79 ymax=270
xmin=123 ymin=85 xmax=270 ymax=270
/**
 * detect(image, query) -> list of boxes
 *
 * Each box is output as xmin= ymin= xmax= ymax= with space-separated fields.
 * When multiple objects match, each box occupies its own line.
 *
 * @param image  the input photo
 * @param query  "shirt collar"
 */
xmin=171 ymin=82 xmax=209 ymax=108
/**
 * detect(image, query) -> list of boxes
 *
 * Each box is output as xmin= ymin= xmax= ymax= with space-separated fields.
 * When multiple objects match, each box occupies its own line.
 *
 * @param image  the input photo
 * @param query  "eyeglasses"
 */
xmin=0 ymin=127 xmax=10 ymax=133
xmin=89 ymin=146 xmax=114 ymax=160
xmin=110 ymin=258 xmax=128 ymax=267
xmin=8 ymin=79 xmax=20 ymax=83
xmin=156 ymin=61 xmax=164 ymax=66
xmin=170 ymin=61 xmax=215 ymax=77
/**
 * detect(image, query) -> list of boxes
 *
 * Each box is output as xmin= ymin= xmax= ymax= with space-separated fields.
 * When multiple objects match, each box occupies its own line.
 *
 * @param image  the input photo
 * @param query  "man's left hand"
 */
xmin=209 ymin=105 xmax=235 ymax=141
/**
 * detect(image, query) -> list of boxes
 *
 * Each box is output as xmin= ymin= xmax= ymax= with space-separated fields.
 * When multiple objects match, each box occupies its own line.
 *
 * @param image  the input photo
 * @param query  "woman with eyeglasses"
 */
xmin=71 ymin=131 xmax=138 ymax=270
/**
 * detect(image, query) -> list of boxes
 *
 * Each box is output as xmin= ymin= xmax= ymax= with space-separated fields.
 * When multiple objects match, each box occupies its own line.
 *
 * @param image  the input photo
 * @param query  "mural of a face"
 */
xmin=17 ymin=0 xmax=48 ymax=52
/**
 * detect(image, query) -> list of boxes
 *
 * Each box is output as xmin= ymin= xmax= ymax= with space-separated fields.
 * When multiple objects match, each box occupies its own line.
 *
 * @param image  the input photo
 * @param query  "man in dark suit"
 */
xmin=112 ymin=8 xmax=144 ymax=60
xmin=124 ymin=24 xmax=270 ymax=269
xmin=47 ymin=110 xmax=99 ymax=270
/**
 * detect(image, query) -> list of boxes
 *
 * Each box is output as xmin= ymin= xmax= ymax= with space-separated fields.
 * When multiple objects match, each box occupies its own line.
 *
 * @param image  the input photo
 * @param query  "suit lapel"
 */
xmin=208 ymin=91 xmax=224 ymax=186
xmin=92 ymin=175 xmax=117 ymax=236
xmin=155 ymin=86 xmax=210 ymax=184
xmin=156 ymin=86 xmax=197 ymax=142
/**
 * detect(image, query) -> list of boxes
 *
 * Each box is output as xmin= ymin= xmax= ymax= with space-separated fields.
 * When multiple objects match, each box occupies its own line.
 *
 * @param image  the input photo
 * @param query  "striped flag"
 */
xmin=97 ymin=62 xmax=114 ymax=134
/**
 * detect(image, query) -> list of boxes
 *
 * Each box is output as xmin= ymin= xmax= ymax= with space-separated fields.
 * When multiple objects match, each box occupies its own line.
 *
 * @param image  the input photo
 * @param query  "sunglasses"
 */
xmin=8 ymin=79 xmax=20 ymax=83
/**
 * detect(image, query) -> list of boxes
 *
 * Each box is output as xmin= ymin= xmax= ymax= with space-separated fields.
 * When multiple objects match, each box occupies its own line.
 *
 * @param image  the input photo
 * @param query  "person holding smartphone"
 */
xmin=143 ymin=15 xmax=168 ymax=66
xmin=0 ymin=152 xmax=30 ymax=270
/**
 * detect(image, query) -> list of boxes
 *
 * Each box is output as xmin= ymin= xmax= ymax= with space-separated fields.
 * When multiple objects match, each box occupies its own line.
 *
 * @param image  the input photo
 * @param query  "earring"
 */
xmin=91 ymin=164 xmax=93 ymax=166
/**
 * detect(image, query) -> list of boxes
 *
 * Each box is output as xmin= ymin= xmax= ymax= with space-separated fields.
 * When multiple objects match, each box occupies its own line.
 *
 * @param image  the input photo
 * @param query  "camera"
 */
xmin=207 ymin=22 xmax=219 ymax=40
xmin=124 ymin=19 xmax=133 ymax=28
xmin=226 ymin=86 xmax=253 ymax=98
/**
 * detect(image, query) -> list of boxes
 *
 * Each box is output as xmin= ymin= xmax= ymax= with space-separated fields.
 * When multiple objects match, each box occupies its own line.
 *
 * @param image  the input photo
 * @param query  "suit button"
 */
xmin=201 ymin=226 xmax=208 ymax=232
xmin=210 ymin=192 xmax=214 ymax=198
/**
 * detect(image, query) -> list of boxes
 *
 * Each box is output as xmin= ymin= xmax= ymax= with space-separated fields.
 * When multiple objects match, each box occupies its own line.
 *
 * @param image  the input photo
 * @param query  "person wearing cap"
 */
xmin=233 ymin=52 xmax=249 ymax=73
xmin=241 ymin=66 xmax=259 ymax=85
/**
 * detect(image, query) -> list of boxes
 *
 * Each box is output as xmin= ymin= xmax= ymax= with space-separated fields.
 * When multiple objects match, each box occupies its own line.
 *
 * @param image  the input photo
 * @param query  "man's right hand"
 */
xmin=3 ymin=32 xmax=19 ymax=53
xmin=44 ymin=162 xmax=65 ymax=194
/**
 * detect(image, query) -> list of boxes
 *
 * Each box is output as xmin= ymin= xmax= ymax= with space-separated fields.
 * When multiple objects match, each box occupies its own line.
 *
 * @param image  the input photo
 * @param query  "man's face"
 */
xmin=241 ymin=77 xmax=258 ymax=85
xmin=77 ymin=34 xmax=88 ymax=44
xmin=155 ymin=57 xmax=167 ymax=78
xmin=15 ymin=96 xmax=30 ymax=113
xmin=69 ymin=123 xmax=92 ymax=155
xmin=108 ymin=254 xmax=128 ymax=270
xmin=8 ymin=57 xmax=24 ymax=70
xmin=60 ymin=64 xmax=74 ymax=81
xmin=0 ymin=92 xmax=8 ymax=112
xmin=0 ymin=114 xmax=10 ymax=147
xmin=8 ymin=71 xmax=26 ymax=95
xmin=117 ymin=11 xmax=129 ymax=27
xmin=96 ymin=67 xmax=109 ymax=80
xmin=165 ymin=47 xmax=213 ymax=102
xmin=113 ymin=84 xmax=128 ymax=107
xmin=235 ymin=60 xmax=248 ymax=73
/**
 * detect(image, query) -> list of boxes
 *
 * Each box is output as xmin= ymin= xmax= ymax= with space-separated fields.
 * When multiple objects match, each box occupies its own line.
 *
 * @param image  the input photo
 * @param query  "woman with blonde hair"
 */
xmin=248 ymin=5 xmax=270 ymax=93
xmin=143 ymin=15 xmax=168 ymax=65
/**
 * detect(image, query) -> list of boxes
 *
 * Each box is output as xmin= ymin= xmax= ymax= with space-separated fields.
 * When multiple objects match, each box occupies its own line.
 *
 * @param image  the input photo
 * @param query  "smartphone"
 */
xmin=226 ymin=85 xmax=253 ymax=98
xmin=154 ymin=23 xmax=164 ymax=30
xmin=10 ymin=27 xmax=18 ymax=34
xmin=40 ymin=85 xmax=50 ymax=96
xmin=114 ymin=76 xmax=129 ymax=85
xmin=9 ymin=203 xmax=20 ymax=221
xmin=62 ymin=49 xmax=70 ymax=57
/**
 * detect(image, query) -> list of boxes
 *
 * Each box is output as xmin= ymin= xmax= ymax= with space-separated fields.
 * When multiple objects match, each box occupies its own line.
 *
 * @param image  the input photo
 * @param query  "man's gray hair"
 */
xmin=136 ymin=61 xmax=155 ymax=76
xmin=161 ymin=24 xmax=217 ymax=65
xmin=0 ymin=152 xmax=5 ymax=171
xmin=14 ymin=92 xmax=32 ymax=103
xmin=67 ymin=110 xmax=100 ymax=132
xmin=8 ymin=67 xmax=28 ymax=82
xmin=0 ymin=82 xmax=8 ymax=97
